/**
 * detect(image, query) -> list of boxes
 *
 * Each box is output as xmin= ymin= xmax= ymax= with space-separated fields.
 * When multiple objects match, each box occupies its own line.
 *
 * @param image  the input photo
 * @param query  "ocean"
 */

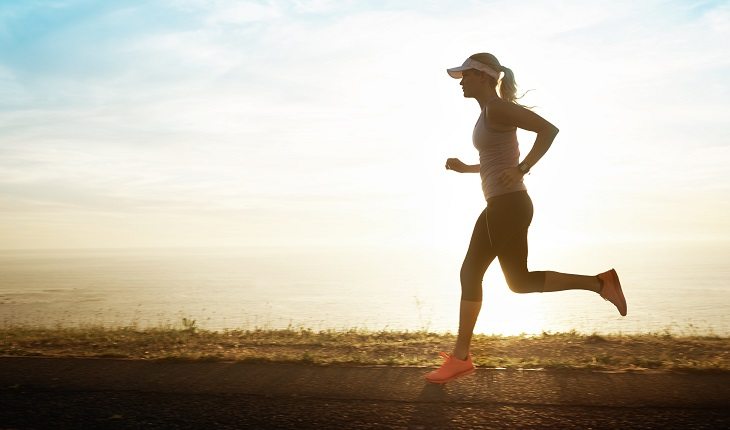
xmin=1 ymin=241 xmax=728 ymax=336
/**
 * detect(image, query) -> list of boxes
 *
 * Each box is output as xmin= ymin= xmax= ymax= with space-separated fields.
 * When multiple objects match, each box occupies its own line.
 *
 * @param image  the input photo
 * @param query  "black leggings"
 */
xmin=460 ymin=190 xmax=546 ymax=301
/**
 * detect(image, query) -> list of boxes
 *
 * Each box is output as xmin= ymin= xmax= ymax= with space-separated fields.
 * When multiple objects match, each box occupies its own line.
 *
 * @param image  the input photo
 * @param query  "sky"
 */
xmin=1 ymin=0 xmax=729 ymax=252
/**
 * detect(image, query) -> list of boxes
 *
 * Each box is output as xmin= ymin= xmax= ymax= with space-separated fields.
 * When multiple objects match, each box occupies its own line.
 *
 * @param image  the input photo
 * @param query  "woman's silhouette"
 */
xmin=424 ymin=53 xmax=627 ymax=384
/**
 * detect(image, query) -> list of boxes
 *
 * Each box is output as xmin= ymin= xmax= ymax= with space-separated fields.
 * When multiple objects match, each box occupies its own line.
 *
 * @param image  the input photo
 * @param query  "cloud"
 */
xmin=1 ymin=0 xmax=729 ymax=248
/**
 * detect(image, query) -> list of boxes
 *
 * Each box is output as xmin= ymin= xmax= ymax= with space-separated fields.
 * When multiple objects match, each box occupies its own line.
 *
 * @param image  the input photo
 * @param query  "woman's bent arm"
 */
xmin=522 ymin=124 xmax=559 ymax=169
xmin=489 ymin=100 xmax=559 ymax=170
xmin=445 ymin=158 xmax=480 ymax=173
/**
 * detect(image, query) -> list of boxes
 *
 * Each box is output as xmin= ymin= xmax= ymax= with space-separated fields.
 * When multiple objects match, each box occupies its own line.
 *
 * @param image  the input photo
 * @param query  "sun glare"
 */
xmin=474 ymin=268 xmax=547 ymax=336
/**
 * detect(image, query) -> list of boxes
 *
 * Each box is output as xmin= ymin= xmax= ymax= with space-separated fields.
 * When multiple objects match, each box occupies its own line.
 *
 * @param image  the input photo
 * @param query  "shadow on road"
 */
xmin=406 ymin=381 xmax=453 ymax=429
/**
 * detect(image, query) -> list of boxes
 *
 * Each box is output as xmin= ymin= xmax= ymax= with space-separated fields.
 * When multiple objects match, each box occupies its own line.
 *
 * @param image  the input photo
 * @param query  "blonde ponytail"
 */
xmin=498 ymin=65 xmax=518 ymax=104
xmin=468 ymin=53 xmax=529 ymax=107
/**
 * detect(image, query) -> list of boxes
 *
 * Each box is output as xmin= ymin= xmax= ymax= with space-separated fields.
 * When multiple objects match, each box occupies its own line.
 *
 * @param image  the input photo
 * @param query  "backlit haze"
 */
xmin=2 ymin=0 xmax=729 ymax=254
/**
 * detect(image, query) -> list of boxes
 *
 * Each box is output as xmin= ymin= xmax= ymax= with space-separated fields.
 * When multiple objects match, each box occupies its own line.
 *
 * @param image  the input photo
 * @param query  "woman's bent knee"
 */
xmin=506 ymin=281 xmax=536 ymax=294
xmin=505 ymin=271 xmax=546 ymax=294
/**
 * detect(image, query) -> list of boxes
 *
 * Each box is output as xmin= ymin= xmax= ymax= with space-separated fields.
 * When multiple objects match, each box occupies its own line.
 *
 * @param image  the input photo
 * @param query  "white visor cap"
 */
xmin=447 ymin=58 xmax=501 ymax=80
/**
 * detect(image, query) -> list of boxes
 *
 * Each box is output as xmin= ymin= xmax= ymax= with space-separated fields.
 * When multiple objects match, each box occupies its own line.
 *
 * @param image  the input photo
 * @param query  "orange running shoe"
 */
xmin=598 ymin=268 xmax=627 ymax=316
xmin=424 ymin=351 xmax=475 ymax=384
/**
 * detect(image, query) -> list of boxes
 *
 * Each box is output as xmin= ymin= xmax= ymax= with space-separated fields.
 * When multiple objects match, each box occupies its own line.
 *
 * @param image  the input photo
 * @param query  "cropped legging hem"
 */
xmin=460 ymin=190 xmax=546 ymax=302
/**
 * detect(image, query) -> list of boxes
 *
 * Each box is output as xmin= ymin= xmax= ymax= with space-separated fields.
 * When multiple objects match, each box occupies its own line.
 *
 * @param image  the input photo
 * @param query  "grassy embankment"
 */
xmin=1 ymin=321 xmax=728 ymax=372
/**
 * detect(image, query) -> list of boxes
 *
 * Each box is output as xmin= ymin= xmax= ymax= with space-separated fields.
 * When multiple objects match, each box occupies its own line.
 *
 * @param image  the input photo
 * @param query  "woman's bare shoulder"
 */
xmin=486 ymin=98 xmax=518 ymax=130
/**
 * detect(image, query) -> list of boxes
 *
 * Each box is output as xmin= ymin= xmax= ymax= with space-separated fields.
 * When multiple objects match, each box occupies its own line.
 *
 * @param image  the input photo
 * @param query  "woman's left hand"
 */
xmin=499 ymin=167 xmax=524 ymax=187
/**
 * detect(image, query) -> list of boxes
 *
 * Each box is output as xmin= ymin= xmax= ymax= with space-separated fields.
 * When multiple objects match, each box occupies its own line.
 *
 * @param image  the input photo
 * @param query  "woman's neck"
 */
xmin=476 ymin=89 xmax=500 ymax=110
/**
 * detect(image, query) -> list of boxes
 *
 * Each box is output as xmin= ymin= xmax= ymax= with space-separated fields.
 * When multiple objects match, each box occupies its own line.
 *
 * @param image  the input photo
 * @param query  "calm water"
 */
xmin=1 ymin=241 xmax=728 ymax=335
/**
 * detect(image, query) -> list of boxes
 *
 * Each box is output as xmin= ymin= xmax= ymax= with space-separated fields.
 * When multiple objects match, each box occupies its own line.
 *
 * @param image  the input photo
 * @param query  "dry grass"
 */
xmin=1 ymin=324 xmax=728 ymax=372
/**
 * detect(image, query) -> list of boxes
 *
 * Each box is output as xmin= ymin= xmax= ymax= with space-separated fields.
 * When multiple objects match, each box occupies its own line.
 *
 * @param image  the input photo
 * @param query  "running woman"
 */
xmin=424 ymin=53 xmax=627 ymax=384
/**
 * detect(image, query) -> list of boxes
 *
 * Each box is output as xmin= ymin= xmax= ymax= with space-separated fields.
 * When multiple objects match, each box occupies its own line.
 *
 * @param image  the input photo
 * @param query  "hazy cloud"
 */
xmin=1 ymin=0 xmax=728 ymax=248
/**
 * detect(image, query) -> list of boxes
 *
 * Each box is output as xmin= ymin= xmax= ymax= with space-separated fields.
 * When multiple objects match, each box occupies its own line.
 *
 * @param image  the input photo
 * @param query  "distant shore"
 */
xmin=2 ymin=324 xmax=728 ymax=372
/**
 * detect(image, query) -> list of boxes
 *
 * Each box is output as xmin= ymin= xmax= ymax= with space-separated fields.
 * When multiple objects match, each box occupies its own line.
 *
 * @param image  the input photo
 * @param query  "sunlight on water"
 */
xmin=0 ymin=240 xmax=728 ymax=336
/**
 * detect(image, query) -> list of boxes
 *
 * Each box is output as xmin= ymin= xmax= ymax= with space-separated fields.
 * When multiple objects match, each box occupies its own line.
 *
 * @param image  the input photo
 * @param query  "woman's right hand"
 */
xmin=445 ymin=158 xmax=468 ymax=173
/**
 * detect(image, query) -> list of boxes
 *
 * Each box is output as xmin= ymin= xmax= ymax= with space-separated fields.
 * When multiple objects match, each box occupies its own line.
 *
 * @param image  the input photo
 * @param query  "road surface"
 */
xmin=1 ymin=357 xmax=728 ymax=429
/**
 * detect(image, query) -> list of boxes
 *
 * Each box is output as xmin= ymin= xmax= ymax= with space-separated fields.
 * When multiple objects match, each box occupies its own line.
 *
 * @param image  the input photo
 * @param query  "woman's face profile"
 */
xmin=460 ymin=69 xmax=480 ymax=98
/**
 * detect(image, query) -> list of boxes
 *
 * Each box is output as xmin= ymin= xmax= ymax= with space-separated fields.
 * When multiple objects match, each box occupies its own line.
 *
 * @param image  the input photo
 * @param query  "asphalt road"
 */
xmin=1 ymin=357 xmax=729 ymax=429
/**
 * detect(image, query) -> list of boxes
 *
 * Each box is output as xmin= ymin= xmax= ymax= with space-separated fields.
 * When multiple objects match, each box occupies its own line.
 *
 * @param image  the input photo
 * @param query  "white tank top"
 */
xmin=472 ymin=105 xmax=527 ymax=200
